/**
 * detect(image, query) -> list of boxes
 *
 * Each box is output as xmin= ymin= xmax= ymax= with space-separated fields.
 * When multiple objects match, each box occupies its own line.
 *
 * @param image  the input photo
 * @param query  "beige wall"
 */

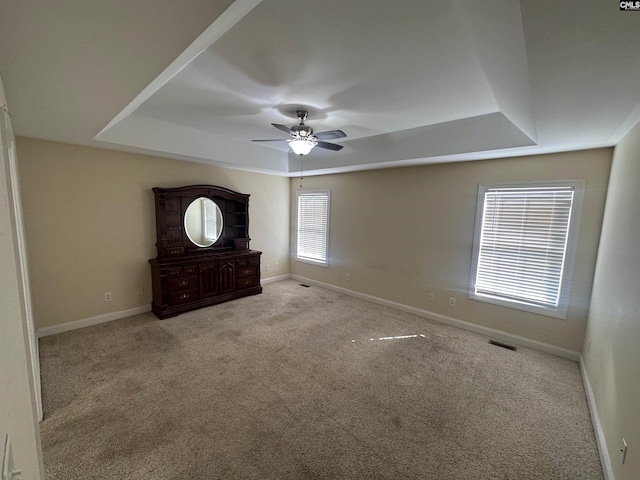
xmin=291 ymin=149 xmax=612 ymax=352
xmin=16 ymin=137 xmax=290 ymax=329
xmin=0 ymin=76 xmax=44 ymax=478
xmin=583 ymin=121 xmax=640 ymax=480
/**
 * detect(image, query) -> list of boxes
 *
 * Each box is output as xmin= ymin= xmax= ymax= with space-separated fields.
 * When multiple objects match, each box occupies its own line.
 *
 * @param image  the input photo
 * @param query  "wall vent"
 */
xmin=489 ymin=340 xmax=517 ymax=351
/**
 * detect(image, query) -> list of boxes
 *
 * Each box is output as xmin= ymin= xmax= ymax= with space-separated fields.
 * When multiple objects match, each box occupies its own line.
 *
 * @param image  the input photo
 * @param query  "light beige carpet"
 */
xmin=39 ymin=279 xmax=603 ymax=479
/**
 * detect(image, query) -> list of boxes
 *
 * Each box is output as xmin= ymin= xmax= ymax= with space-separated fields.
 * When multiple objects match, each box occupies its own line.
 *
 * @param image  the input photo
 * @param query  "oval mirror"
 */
xmin=184 ymin=197 xmax=223 ymax=247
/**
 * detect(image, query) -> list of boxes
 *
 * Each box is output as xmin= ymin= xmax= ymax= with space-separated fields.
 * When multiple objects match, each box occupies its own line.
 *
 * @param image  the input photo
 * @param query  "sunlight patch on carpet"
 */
xmin=369 ymin=334 xmax=426 ymax=341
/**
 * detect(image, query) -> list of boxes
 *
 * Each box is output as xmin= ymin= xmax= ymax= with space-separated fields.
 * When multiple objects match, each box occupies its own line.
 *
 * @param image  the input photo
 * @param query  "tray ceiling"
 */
xmin=1 ymin=0 xmax=639 ymax=176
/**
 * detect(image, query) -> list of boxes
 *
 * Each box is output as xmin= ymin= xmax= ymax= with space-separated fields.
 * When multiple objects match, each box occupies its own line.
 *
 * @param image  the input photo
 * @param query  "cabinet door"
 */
xmin=219 ymin=261 xmax=236 ymax=294
xmin=199 ymin=262 xmax=219 ymax=297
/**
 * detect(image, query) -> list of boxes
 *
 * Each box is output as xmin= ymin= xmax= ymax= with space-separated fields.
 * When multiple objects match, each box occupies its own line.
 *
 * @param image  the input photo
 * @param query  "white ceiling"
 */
xmin=1 ymin=0 xmax=639 ymax=176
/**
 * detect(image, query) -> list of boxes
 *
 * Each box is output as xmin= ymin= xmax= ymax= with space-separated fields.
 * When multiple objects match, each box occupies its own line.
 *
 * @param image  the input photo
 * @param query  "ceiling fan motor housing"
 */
xmin=291 ymin=124 xmax=313 ymax=138
xmin=292 ymin=110 xmax=313 ymax=138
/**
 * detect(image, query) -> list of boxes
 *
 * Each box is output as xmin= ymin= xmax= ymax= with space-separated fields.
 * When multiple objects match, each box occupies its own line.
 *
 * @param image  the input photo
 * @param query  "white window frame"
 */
xmin=468 ymin=181 xmax=584 ymax=319
xmin=296 ymin=190 xmax=330 ymax=267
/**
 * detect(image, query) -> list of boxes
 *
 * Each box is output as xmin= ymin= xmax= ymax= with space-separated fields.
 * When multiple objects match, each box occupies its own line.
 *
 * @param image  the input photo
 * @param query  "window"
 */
xmin=469 ymin=182 xmax=583 ymax=319
xmin=203 ymin=198 xmax=219 ymax=241
xmin=296 ymin=190 xmax=330 ymax=266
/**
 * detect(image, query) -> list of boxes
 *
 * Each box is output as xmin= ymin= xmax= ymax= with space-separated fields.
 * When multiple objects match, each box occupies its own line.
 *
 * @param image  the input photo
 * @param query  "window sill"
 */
xmin=295 ymin=257 xmax=329 ymax=268
xmin=468 ymin=292 xmax=568 ymax=320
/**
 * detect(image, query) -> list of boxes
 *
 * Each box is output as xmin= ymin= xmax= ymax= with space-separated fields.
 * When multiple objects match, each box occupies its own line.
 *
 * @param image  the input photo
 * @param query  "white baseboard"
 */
xmin=580 ymin=356 xmax=615 ymax=480
xmin=37 ymin=305 xmax=152 ymax=338
xmin=37 ymin=277 xmax=288 ymax=338
xmin=289 ymin=275 xmax=581 ymax=361
xmin=37 ymin=274 xmax=582 ymax=363
xmin=262 ymin=273 xmax=290 ymax=284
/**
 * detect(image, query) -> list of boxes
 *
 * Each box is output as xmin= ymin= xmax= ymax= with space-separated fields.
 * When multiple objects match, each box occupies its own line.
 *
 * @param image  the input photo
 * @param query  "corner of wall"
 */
xmin=580 ymin=356 xmax=615 ymax=480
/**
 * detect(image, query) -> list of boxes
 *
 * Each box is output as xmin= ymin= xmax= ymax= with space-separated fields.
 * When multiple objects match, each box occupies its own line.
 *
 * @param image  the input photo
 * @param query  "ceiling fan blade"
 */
xmin=271 ymin=123 xmax=294 ymax=135
xmin=314 ymin=129 xmax=346 ymax=140
xmin=252 ymin=139 xmax=288 ymax=142
xmin=316 ymin=141 xmax=344 ymax=151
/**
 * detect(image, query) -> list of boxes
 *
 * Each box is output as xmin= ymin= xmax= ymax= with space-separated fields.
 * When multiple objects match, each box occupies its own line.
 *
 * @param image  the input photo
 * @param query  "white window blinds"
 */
xmin=471 ymin=184 xmax=579 ymax=317
xmin=203 ymin=198 xmax=218 ymax=240
xmin=297 ymin=191 xmax=330 ymax=265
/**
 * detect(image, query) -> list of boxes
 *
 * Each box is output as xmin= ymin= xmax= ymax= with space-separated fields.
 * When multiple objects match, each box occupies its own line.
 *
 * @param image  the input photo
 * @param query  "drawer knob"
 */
xmin=180 ymin=280 xmax=188 ymax=287
xmin=180 ymin=293 xmax=190 ymax=300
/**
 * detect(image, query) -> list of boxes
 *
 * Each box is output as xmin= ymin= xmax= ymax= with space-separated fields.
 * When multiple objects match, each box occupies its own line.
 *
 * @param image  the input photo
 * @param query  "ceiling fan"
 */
xmin=252 ymin=110 xmax=346 ymax=156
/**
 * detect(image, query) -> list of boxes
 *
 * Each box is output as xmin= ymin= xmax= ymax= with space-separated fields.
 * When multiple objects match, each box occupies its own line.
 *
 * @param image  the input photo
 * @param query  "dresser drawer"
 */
xmin=182 ymin=264 xmax=198 ymax=276
xmin=236 ymin=257 xmax=249 ymax=267
xmin=236 ymin=255 xmax=260 ymax=267
xmin=164 ymin=246 xmax=184 ymax=257
xmin=164 ymin=266 xmax=182 ymax=277
xmin=168 ymin=289 xmax=198 ymax=305
xmin=236 ymin=265 xmax=258 ymax=278
xmin=236 ymin=276 xmax=259 ymax=290
xmin=164 ymin=264 xmax=198 ymax=278
xmin=168 ymin=275 xmax=198 ymax=291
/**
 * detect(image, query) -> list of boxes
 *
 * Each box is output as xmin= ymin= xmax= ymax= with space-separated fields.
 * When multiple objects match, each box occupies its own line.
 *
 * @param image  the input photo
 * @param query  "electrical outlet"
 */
xmin=345 ymin=274 xmax=351 ymax=281
xmin=103 ymin=292 xmax=112 ymax=302
xmin=448 ymin=297 xmax=456 ymax=307
xmin=429 ymin=292 xmax=435 ymax=302
xmin=275 ymin=261 xmax=279 ymax=271
xmin=137 ymin=287 xmax=144 ymax=295
xmin=266 ymin=264 xmax=271 ymax=272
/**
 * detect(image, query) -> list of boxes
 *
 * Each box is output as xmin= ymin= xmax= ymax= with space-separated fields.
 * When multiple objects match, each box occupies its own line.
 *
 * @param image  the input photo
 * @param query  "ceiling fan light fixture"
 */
xmin=289 ymin=138 xmax=317 ymax=156
xmin=253 ymin=110 xmax=345 ymax=154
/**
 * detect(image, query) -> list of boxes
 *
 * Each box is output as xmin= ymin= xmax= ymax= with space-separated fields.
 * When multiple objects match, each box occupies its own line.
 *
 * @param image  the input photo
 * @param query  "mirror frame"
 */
xmin=184 ymin=197 xmax=224 ymax=247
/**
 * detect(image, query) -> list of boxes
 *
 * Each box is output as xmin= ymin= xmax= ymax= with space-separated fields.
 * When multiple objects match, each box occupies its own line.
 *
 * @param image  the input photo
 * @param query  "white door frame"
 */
xmin=0 ymin=107 xmax=42 ymax=421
